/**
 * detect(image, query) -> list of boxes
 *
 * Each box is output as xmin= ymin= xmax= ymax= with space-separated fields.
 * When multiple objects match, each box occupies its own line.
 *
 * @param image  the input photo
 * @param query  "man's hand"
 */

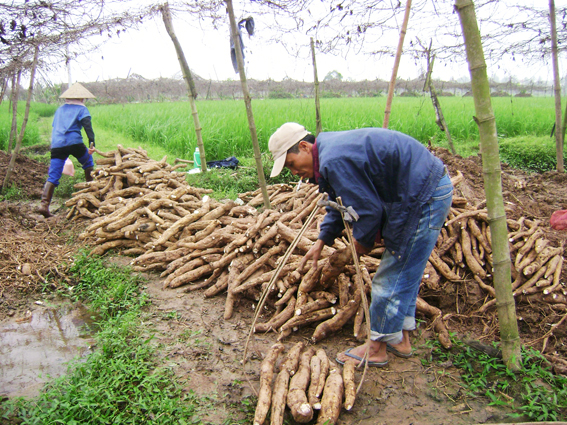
xmin=299 ymin=239 xmax=325 ymax=272
xmin=88 ymin=142 xmax=95 ymax=155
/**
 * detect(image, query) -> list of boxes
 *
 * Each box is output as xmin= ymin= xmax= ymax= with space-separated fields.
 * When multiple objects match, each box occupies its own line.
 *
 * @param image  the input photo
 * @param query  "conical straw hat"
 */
xmin=60 ymin=82 xmax=96 ymax=99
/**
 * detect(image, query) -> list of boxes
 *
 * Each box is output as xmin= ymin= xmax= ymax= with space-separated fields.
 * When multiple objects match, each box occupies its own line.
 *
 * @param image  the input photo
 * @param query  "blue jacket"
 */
xmin=315 ymin=128 xmax=445 ymax=262
xmin=51 ymin=104 xmax=92 ymax=148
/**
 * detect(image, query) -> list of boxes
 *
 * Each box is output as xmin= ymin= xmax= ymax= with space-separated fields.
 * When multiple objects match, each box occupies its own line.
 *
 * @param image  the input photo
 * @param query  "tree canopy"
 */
xmin=1 ymin=1 xmax=565 ymax=84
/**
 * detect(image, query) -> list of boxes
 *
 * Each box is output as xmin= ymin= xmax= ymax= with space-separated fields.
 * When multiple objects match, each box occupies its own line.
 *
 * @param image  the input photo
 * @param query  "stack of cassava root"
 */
xmin=67 ymin=147 xmax=565 ymax=348
xmin=254 ymin=341 xmax=356 ymax=425
xmin=431 ymin=197 xmax=565 ymax=315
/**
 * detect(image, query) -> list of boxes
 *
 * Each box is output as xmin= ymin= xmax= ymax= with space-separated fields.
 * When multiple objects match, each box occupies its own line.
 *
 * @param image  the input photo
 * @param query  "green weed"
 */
xmin=6 ymin=314 xmax=201 ymax=424
xmin=221 ymin=395 xmax=257 ymax=425
xmin=1 ymin=252 xmax=204 ymax=424
xmin=162 ymin=310 xmax=182 ymax=321
xmin=500 ymin=135 xmax=566 ymax=172
xmin=0 ymin=183 xmax=24 ymax=200
xmin=423 ymin=335 xmax=567 ymax=421
xmin=60 ymin=251 xmax=148 ymax=320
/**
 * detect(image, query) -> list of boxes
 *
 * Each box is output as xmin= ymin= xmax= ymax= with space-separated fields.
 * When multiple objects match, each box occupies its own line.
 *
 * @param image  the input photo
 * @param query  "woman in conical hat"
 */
xmin=38 ymin=82 xmax=97 ymax=218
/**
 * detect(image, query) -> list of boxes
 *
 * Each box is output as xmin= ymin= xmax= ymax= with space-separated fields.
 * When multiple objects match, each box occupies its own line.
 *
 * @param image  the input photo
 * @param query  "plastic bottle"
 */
xmin=193 ymin=147 xmax=201 ymax=169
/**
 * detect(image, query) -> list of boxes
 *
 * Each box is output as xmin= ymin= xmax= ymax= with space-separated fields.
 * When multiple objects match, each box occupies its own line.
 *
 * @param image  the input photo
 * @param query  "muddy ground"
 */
xmin=1 ymin=148 xmax=566 ymax=424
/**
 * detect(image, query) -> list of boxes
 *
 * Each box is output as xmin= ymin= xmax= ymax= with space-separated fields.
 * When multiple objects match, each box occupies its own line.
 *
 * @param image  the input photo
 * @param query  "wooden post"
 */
xmin=7 ymin=70 xmax=21 ymax=154
xmin=423 ymin=44 xmax=456 ymax=155
xmin=549 ymin=0 xmax=564 ymax=172
xmin=455 ymin=0 xmax=522 ymax=371
xmin=310 ymin=37 xmax=322 ymax=136
xmin=383 ymin=0 xmax=412 ymax=129
xmin=160 ymin=2 xmax=207 ymax=173
xmin=225 ymin=0 xmax=271 ymax=209
xmin=3 ymin=46 xmax=39 ymax=192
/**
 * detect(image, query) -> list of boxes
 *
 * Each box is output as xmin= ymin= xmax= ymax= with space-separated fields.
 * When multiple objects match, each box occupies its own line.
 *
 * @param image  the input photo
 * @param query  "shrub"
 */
xmin=400 ymin=90 xmax=419 ymax=97
xmin=321 ymin=90 xmax=342 ymax=98
xmin=268 ymin=90 xmax=293 ymax=99
xmin=491 ymin=90 xmax=510 ymax=97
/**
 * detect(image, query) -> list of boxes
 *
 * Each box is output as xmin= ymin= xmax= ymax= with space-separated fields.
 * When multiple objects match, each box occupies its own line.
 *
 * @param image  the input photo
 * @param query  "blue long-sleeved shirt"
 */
xmin=313 ymin=128 xmax=445 ymax=262
xmin=51 ymin=104 xmax=94 ymax=148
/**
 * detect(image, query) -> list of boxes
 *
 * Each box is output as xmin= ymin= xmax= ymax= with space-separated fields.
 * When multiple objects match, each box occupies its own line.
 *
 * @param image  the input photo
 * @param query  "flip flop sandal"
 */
xmin=386 ymin=344 xmax=413 ymax=358
xmin=336 ymin=347 xmax=388 ymax=367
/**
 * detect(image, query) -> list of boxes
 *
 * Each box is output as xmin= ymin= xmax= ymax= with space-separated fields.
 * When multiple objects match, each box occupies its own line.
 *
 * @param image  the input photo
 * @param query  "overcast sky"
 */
xmin=43 ymin=0 xmax=564 ymax=86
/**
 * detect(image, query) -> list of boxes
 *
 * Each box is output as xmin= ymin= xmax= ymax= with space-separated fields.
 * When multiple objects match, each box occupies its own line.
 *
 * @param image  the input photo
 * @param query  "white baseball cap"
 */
xmin=268 ymin=122 xmax=310 ymax=178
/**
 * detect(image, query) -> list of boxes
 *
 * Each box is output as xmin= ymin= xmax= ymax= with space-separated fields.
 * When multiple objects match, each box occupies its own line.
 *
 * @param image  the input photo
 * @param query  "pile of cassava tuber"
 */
xmin=253 ymin=341 xmax=356 ymax=425
xmin=68 ymin=148 xmax=565 ymax=351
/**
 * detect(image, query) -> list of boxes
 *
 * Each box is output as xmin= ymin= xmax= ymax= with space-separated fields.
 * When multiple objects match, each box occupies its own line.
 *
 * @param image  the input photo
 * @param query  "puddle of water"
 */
xmin=0 ymin=303 xmax=97 ymax=399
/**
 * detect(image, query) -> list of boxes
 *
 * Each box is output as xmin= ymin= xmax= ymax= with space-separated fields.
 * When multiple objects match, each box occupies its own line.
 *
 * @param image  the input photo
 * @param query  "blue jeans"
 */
xmin=48 ymin=143 xmax=94 ymax=186
xmin=369 ymin=173 xmax=453 ymax=344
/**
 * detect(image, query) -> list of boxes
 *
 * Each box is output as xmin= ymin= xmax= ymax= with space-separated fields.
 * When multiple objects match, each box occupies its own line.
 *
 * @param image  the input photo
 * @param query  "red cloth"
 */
xmin=550 ymin=209 xmax=567 ymax=230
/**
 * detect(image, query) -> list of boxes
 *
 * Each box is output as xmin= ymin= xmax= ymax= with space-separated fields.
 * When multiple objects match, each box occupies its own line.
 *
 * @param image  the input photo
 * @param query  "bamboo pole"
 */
xmin=310 ymin=37 xmax=322 ymax=136
xmin=383 ymin=0 xmax=412 ymax=129
xmin=3 ymin=46 xmax=39 ymax=192
xmin=549 ymin=0 xmax=564 ymax=172
xmin=160 ymin=2 xmax=207 ymax=173
xmin=455 ymin=0 xmax=521 ymax=371
xmin=225 ymin=0 xmax=271 ymax=208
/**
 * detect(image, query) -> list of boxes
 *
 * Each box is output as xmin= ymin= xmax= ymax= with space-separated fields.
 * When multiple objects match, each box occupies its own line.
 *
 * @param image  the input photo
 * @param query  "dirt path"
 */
xmin=127 ymin=254 xmax=513 ymax=425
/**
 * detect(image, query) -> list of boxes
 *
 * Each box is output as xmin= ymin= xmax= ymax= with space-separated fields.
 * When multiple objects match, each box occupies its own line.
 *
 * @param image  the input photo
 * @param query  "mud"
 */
xmin=0 ymin=302 xmax=95 ymax=399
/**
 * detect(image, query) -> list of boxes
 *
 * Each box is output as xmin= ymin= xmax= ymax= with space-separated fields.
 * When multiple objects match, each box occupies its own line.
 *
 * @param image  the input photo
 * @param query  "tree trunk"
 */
xmin=423 ymin=48 xmax=456 ymax=155
xmin=549 ymin=0 xmax=564 ymax=172
xmin=225 ymin=0 xmax=271 ymax=208
xmin=383 ymin=0 xmax=412 ymax=129
xmin=3 ymin=46 xmax=39 ymax=192
xmin=8 ymin=71 xmax=22 ymax=154
xmin=66 ymin=44 xmax=73 ymax=89
xmin=311 ymin=37 xmax=322 ymax=136
xmin=160 ymin=2 xmax=207 ymax=172
xmin=455 ymin=0 xmax=522 ymax=371
xmin=0 ymin=77 xmax=8 ymax=106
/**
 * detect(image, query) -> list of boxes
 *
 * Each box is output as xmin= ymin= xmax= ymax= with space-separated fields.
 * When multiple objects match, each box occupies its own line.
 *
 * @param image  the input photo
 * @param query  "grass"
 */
xmin=500 ymin=135 xmax=565 ymax=172
xmin=0 ymin=102 xmax=42 ymax=150
xmin=185 ymin=154 xmax=298 ymax=200
xmin=422 ymin=334 xmax=567 ymax=422
xmin=0 ymin=253 xmax=206 ymax=424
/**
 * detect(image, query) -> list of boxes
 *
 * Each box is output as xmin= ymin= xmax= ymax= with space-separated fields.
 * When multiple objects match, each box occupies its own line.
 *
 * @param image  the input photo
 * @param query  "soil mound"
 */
xmin=0 ymin=151 xmax=48 ymax=199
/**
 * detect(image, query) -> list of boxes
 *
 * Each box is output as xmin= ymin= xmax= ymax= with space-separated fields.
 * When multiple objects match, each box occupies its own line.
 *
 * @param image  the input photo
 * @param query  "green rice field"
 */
xmin=87 ymin=96 xmax=557 ymax=160
xmin=1 ymin=96 xmax=561 ymax=166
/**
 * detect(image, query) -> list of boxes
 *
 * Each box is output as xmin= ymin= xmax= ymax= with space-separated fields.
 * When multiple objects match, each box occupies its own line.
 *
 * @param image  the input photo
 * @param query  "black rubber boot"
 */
xmin=37 ymin=182 xmax=56 ymax=218
xmin=84 ymin=167 xmax=94 ymax=182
